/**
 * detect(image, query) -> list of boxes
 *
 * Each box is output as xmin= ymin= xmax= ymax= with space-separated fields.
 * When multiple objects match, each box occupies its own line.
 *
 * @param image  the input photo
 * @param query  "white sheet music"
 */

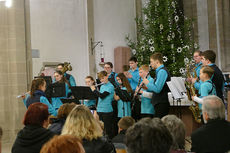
xmin=171 ymin=77 xmax=186 ymax=93
xmin=167 ymin=81 xmax=183 ymax=99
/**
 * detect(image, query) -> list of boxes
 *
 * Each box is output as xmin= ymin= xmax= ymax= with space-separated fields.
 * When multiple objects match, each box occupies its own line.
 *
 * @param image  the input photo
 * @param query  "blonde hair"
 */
xmin=139 ymin=65 xmax=149 ymax=72
xmin=97 ymin=71 xmax=107 ymax=80
xmin=61 ymin=105 xmax=103 ymax=141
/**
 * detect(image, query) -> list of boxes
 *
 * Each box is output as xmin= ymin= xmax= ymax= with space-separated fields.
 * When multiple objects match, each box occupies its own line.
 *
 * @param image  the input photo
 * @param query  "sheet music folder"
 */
xmin=70 ymin=86 xmax=97 ymax=100
xmin=167 ymin=81 xmax=183 ymax=100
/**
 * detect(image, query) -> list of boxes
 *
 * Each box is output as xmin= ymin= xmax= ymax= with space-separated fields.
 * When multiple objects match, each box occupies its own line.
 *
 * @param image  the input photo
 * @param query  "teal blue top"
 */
xmin=147 ymin=65 xmax=168 ymax=93
xmin=141 ymin=76 xmax=155 ymax=115
xmin=128 ymin=67 xmax=140 ymax=91
xmin=97 ymin=82 xmax=114 ymax=113
xmin=117 ymin=87 xmax=131 ymax=117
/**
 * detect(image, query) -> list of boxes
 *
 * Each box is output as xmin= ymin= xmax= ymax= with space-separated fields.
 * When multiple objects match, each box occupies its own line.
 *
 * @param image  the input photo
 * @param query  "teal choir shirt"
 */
xmin=51 ymin=83 xmax=71 ymax=111
xmin=195 ymin=62 xmax=202 ymax=78
xmin=146 ymin=65 xmax=168 ymax=93
xmin=128 ymin=67 xmax=140 ymax=91
xmin=141 ymin=76 xmax=155 ymax=115
xmin=117 ymin=87 xmax=131 ymax=118
xmin=97 ymin=82 xmax=114 ymax=113
xmin=198 ymin=79 xmax=216 ymax=109
xmin=83 ymin=99 xmax=96 ymax=107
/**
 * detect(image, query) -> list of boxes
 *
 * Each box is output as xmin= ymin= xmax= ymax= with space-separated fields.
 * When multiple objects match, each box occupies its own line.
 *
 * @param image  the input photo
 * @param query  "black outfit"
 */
xmin=26 ymin=90 xmax=46 ymax=108
xmin=48 ymin=118 xmax=66 ymax=135
xmin=151 ymin=67 xmax=171 ymax=118
xmin=82 ymin=136 xmax=116 ymax=153
xmin=112 ymin=130 xmax=126 ymax=144
xmin=210 ymin=64 xmax=224 ymax=101
xmin=12 ymin=125 xmax=55 ymax=153
xmin=97 ymin=112 xmax=114 ymax=139
xmin=191 ymin=119 xmax=230 ymax=153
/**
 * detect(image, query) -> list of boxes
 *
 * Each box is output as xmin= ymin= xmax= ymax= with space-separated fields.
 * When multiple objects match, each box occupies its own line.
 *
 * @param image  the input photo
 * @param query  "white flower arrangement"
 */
xmin=167 ymin=35 xmax=171 ymax=41
xmin=184 ymin=58 xmax=189 ymax=64
xmin=160 ymin=24 xmax=163 ymax=30
xmin=183 ymin=45 xmax=190 ymax=50
xmin=148 ymin=39 xmax=154 ymax=45
xmin=150 ymin=46 xmax=155 ymax=52
xmin=171 ymin=44 xmax=174 ymax=49
xmin=172 ymin=32 xmax=175 ymax=38
xmin=194 ymin=43 xmax=198 ymax=49
xmin=156 ymin=0 xmax=159 ymax=6
xmin=132 ymin=49 xmax=136 ymax=55
xmin=179 ymin=68 xmax=185 ymax=74
xmin=163 ymin=56 xmax=168 ymax=62
xmin=175 ymin=16 xmax=179 ymax=22
xmin=141 ymin=46 xmax=145 ymax=51
xmin=172 ymin=1 xmax=176 ymax=8
xmin=177 ymin=47 xmax=182 ymax=53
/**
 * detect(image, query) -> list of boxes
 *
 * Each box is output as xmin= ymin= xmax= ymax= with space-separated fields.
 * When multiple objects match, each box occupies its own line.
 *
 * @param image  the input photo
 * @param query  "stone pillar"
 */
xmin=0 ymin=0 xmax=31 ymax=151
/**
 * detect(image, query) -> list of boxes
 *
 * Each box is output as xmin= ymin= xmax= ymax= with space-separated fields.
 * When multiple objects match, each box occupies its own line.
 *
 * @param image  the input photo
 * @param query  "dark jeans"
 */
xmin=98 ymin=112 xmax=114 ymax=139
xmin=154 ymin=103 xmax=170 ymax=118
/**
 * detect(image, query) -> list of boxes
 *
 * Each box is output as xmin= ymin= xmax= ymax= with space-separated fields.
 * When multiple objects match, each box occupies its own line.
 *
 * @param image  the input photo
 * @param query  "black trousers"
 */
xmin=98 ymin=112 xmax=114 ymax=139
xmin=140 ymin=114 xmax=154 ymax=119
xmin=154 ymin=103 xmax=170 ymax=118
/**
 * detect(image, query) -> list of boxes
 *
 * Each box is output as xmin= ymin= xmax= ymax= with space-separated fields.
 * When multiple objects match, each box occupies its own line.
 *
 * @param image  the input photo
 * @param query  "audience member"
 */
xmin=162 ymin=115 xmax=186 ymax=153
xmin=62 ymin=105 xmax=116 ymax=153
xmin=12 ymin=103 xmax=55 ymax=153
xmin=48 ymin=103 xmax=76 ymax=134
xmin=40 ymin=135 xmax=85 ymax=153
xmin=191 ymin=95 xmax=230 ymax=153
xmin=112 ymin=116 xmax=135 ymax=146
xmin=125 ymin=118 xmax=173 ymax=153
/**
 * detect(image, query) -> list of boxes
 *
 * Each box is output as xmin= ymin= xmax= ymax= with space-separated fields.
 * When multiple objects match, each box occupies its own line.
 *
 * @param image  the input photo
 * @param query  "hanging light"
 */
xmin=0 ymin=0 xmax=13 ymax=8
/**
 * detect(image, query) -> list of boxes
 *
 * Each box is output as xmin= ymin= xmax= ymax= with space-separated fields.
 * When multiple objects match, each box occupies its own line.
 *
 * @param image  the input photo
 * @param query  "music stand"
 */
xmin=46 ymin=82 xmax=66 ymax=98
xmin=61 ymin=98 xmax=80 ymax=104
xmin=70 ymin=86 xmax=97 ymax=101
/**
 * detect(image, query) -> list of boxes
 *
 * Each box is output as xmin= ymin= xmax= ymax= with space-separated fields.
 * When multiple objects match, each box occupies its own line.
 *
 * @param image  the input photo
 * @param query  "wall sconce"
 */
xmin=0 ymin=0 xmax=13 ymax=8
xmin=90 ymin=38 xmax=104 ymax=63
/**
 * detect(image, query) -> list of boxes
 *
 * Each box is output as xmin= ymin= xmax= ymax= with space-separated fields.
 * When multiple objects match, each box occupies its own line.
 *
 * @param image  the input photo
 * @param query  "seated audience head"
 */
xmin=150 ymin=52 xmax=163 ymax=70
xmin=40 ymin=135 xmax=85 ymax=153
xmin=31 ymin=78 xmax=46 ymax=97
xmin=54 ymin=70 xmax=64 ymax=82
xmin=62 ymin=105 xmax=103 ymax=141
xmin=193 ymin=50 xmax=202 ymax=64
xmin=85 ymin=76 xmax=95 ymax=86
xmin=125 ymin=118 xmax=173 ymax=153
xmin=202 ymin=95 xmax=225 ymax=123
xmin=97 ymin=71 xmax=108 ymax=83
xmin=23 ymin=102 xmax=49 ymax=128
xmin=129 ymin=56 xmax=138 ymax=70
xmin=199 ymin=65 xmax=214 ymax=81
xmin=118 ymin=116 xmax=135 ymax=133
xmin=162 ymin=115 xmax=186 ymax=150
xmin=104 ymin=62 xmax=113 ymax=74
xmin=57 ymin=103 xmax=76 ymax=119
xmin=57 ymin=63 xmax=64 ymax=72
xmin=201 ymin=50 xmax=216 ymax=65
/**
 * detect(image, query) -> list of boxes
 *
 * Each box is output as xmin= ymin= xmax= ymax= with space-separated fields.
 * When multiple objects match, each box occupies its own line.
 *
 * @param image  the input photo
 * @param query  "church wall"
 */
xmin=93 ymin=0 xmax=136 ymax=72
xmin=30 ymin=0 xmax=89 ymax=85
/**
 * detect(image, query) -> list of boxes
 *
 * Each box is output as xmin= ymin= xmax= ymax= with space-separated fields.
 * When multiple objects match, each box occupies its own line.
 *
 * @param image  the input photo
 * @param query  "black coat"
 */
xmin=83 ymin=136 xmax=116 ymax=153
xmin=12 ymin=125 xmax=55 ymax=153
xmin=191 ymin=119 xmax=230 ymax=153
xmin=48 ymin=118 xmax=66 ymax=135
xmin=112 ymin=130 xmax=126 ymax=144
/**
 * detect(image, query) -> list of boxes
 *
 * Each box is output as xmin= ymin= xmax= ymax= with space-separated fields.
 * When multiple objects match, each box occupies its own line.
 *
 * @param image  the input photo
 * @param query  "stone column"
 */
xmin=0 ymin=0 xmax=31 ymax=151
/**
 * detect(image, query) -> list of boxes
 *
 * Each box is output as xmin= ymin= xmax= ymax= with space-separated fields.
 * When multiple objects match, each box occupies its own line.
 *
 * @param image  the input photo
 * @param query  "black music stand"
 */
xmin=70 ymin=86 xmax=97 ymax=101
xmin=61 ymin=98 xmax=80 ymax=104
xmin=46 ymin=82 xmax=66 ymax=98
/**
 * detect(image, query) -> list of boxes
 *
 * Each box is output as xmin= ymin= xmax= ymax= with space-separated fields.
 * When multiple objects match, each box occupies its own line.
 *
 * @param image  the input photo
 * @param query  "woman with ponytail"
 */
xmin=26 ymin=78 xmax=57 ymax=116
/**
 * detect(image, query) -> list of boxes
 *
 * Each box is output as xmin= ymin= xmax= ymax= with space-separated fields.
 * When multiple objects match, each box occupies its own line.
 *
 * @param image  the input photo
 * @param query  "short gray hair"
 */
xmin=162 ymin=115 xmax=185 ymax=150
xmin=202 ymin=95 xmax=225 ymax=120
